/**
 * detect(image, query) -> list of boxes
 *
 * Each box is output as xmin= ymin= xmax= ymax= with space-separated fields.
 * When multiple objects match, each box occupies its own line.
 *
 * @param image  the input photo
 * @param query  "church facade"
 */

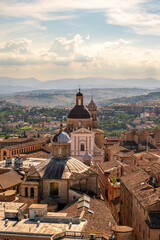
xmin=67 ymin=89 xmax=104 ymax=165
xmin=20 ymin=130 xmax=98 ymax=208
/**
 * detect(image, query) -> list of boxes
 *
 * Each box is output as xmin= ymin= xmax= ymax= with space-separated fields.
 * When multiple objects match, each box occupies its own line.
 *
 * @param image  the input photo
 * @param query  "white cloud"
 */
xmin=0 ymin=0 xmax=160 ymax=35
xmin=0 ymin=38 xmax=32 ymax=54
xmin=23 ymin=20 xmax=46 ymax=30
xmin=86 ymin=35 xmax=90 ymax=40
xmin=1 ymin=35 xmax=160 ymax=79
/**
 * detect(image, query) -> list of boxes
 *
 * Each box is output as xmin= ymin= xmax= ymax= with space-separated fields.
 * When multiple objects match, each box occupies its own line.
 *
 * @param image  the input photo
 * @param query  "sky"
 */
xmin=0 ymin=0 xmax=160 ymax=81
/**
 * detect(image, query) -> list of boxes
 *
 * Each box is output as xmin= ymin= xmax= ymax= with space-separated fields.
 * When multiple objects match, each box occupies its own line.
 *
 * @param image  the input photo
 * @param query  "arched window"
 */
xmin=30 ymin=188 xmax=34 ymax=198
xmin=25 ymin=187 xmax=28 ymax=197
xmin=81 ymin=144 xmax=85 ymax=151
xmin=78 ymin=99 xmax=81 ymax=105
xmin=58 ymin=147 xmax=62 ymax=157
xmin=78 ymin=121 xmax=82 ymax=128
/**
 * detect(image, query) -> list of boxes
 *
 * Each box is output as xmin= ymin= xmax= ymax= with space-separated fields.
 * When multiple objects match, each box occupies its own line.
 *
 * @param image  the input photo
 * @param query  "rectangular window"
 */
xmin=80 ymin=144 xmax=85 ymax=151
xmin=50 ymin=182 xmax=59 ymax=197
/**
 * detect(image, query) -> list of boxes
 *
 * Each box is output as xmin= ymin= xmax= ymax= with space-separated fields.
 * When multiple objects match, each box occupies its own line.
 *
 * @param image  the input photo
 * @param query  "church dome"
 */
xmin=53 ymin=131 xmax=70 ymax=143
xmin=34 ymin=157 xmax=91 ymax=179
xmin=68 ymin=105 xmax=91 ymax=119
xmin=76 ymin=89 xmax=83 ymax=96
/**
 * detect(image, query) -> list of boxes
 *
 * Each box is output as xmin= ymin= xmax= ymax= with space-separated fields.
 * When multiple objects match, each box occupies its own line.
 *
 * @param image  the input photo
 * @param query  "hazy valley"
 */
xmin=3 ymin=88 xmax=154 ymax=107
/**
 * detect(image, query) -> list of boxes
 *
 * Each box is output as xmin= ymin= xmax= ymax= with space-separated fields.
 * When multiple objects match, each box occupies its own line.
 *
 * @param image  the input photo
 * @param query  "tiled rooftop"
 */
xmin=98 ymin=160 xmax=121 ymax=173
xmin=0 ymin=169 xmax=22 ymax=190
xmin=120 ymin=169 xmax=150 ymax=191
xmin=0 ymin=202 xmax=24 ymax=213
xmin=60 ymin=195 xmax=114 ymax=235
xmin=0 ymin=218 xmax=85 ymax=237
xmin=133 ymin=184 xmax=160 ymax=209
xmin=4 ymin=139 xmax=46 ymax=150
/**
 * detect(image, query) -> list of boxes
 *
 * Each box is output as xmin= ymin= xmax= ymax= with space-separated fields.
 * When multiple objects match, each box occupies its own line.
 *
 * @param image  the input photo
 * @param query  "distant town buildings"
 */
xmin=0 ymin=90 xmax=160 ymax=239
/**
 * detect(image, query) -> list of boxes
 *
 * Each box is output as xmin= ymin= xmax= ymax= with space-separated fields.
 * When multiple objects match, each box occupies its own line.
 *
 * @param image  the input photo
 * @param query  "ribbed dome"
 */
xmin=34 ymin=157 xmax=90 ymax=179
xmin=53 ymin=131 xmax=70 ymax=143
xmin=88 ymin=97 xmax=97 ymax=109
xmin=68 ymin=105 xmax=91 ymax=119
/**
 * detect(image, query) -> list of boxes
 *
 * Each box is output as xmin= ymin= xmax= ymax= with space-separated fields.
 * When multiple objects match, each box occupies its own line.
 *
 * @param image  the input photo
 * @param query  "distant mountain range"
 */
xmin=0 ymin=77 xmax=160 ymax=94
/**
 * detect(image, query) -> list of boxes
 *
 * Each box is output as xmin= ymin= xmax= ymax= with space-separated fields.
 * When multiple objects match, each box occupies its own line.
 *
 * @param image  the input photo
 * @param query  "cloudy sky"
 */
xmin=0 ymin=0 xmax=160 ymax=81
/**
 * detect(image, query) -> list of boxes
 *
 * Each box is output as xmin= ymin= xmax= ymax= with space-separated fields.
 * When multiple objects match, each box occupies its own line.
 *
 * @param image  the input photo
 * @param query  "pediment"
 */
xmin=71 ymin=128 xmax=93 ymax=135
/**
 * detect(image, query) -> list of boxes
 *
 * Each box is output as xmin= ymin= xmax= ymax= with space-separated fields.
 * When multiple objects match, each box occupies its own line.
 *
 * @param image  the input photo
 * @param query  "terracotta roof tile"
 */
xmin=25 ymin=150 xmax=50 ymax=159
xmin=60 ymin=195 xmax=114 ymax=235
xmin=108 ymin=144 xmax=129 ymax=155
xmin=98 ymin=160 xmax=121 ymax=173
xmin=0 ymin=169 xmax=22 ymax=190
xmin=133 ymin=184 xmax=160 ymax=210
xmin=120 ymin=169 xmax=149 ymax=191
xmin=4 ymin=139 xmax=46 ymax=150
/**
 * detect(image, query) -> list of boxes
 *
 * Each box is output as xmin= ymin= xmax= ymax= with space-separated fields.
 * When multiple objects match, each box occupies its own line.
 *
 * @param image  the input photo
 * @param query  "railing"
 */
xmin=51 ymin=231 xmax=110 ymax=240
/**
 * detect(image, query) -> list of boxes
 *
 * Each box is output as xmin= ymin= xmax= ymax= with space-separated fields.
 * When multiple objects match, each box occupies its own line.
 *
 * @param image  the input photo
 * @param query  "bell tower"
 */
xmin=76 ymin=88 xmax=83 ymax=106
xmin=88 ymin=97 xmax=98 ymax=129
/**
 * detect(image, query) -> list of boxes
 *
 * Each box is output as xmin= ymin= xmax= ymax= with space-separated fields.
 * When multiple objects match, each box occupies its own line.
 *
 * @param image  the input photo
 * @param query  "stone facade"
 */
xmin=119 ymin=180 xmax=133 ymax=227
xmin=43 ymin=179 xmax=68 ymax=204
xmin=120 ymin=169 xmax=160 ymax=240
xmin=20 ymin=181 xmax=39 ymax=206
xmin=67 ymin=118 xmax=92 ymax=132
xmin=108 ymin=178 xmax=120 ymax=223
xmin=70 ymin=128 xmax=104 ymax=165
